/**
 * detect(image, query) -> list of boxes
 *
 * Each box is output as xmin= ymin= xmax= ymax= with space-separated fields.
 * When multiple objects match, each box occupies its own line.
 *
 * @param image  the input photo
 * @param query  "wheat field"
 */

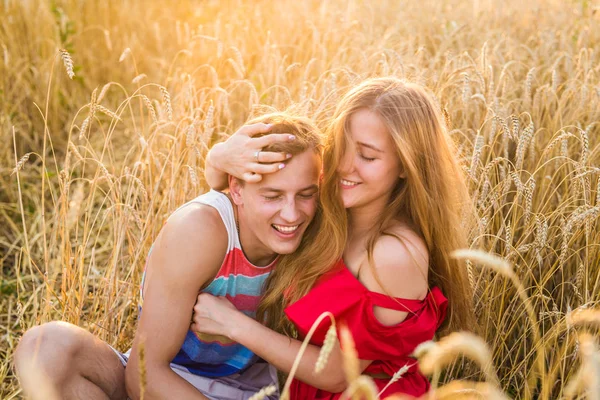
xmin=1 ymin=0 xmax=600 ymax=398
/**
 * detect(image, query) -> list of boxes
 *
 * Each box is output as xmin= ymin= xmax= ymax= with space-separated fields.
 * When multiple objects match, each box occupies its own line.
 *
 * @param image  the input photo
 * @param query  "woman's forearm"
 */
xmin=204 ymin=143 xmax=229 ymax=190
xmin=229 ymin=312 xmax=348 ymax=393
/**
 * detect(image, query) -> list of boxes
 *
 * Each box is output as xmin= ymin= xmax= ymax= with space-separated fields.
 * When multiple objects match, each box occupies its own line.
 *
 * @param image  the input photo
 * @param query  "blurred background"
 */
xmin=1 ymin=0 xmax=599 ymax=398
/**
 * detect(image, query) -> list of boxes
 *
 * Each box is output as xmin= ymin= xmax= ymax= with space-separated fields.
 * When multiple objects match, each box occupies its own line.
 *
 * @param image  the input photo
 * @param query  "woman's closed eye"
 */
xmin=359 ymin=152 xmax=376 ymax=162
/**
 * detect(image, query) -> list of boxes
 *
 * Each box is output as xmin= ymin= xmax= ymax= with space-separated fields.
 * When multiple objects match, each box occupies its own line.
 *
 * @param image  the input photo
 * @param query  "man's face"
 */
xmin=235 ymin=150 xmax=321 ymax=257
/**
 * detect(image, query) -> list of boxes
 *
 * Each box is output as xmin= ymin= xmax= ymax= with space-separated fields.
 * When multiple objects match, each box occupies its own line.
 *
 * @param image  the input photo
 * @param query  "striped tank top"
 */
xmin=139 ymin=190 xmax=277 ymax=377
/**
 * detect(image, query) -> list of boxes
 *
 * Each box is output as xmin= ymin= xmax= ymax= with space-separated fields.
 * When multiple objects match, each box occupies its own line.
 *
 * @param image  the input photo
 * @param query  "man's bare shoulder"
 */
xmin=165 ymin=202 xmax=226 ymax=239
xmin=149 ymin=202 xmax=229 ymax=279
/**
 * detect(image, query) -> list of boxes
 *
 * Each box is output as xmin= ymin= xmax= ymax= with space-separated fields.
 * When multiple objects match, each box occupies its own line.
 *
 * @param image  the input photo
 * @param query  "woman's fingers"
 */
xmin=256 ymin=151 xmax=291 ymax=163
xmin=239 ymin=123 xmax=273 ymax=137
xmin=242 ymin=172 xmax=263 ymax=183
xmin=241 ymin=161 xmax=284 ymax=182
xmin=252 ymin=163 xmax=286 ymax=174
xmin=253 ymin=133 xmax=296 ymax=148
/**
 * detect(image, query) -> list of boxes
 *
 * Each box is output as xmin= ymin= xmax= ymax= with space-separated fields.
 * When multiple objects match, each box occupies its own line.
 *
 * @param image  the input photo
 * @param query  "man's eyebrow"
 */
xmin=299 ymin=184 xmax=319 ymax=192
xmin=259 ymin=184 xmax=319 ymax=193
xmin=357 ymin=141 xmax=383 ymax=153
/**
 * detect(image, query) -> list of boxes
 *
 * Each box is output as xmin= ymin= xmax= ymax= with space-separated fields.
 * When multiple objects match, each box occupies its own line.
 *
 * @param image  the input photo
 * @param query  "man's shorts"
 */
xmin=111 ymin=348 xmax=279 ymax=400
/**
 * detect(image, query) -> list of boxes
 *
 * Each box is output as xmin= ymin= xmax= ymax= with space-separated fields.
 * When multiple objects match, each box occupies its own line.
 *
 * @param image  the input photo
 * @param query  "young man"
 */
xmin=14 ymin=114 xmax=323 ymax=400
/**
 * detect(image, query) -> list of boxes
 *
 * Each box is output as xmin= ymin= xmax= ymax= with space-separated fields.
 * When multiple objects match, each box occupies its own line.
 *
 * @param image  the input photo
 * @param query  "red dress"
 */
xmin=284 ymin=259 xmax=448 ymax=399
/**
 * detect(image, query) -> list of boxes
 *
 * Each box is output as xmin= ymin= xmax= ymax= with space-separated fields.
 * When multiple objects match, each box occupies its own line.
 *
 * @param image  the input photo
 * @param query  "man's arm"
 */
xmin=125 ymin=204 xmax=228 ymax=400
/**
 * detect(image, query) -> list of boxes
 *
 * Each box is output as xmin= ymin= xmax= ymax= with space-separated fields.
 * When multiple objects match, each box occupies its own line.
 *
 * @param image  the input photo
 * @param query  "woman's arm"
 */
xmin=204 ymin=123 xmax=295 ymax=189
xmin=204 ymin=142 xmax=229 ymax=190
xmin=192 ymin=294 xmax=372 ymax=393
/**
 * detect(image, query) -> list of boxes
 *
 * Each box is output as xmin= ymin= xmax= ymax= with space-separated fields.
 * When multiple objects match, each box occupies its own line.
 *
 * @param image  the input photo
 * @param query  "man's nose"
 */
xmin=280 ymin=199 xmax=300 ymax=222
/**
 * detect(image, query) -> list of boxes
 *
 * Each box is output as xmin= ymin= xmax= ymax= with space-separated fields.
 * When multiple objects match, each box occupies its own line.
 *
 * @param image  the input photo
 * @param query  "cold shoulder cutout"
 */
xmin=284 ymin=259 xmax=447 ymax=399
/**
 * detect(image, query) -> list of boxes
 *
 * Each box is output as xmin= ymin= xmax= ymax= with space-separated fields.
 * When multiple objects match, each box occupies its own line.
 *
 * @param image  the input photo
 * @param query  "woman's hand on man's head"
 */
xmin=206 ymin=123 xmax=295 ymax=184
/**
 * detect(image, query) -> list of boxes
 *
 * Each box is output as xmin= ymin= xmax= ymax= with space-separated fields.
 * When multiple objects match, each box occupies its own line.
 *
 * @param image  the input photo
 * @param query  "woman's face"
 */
xmin=337 ymin=108 xmax=404 ymax=211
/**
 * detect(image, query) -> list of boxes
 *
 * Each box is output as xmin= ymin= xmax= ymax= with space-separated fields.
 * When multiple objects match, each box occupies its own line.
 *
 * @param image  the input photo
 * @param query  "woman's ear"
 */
xmin=399 ymin=166 xmax=407 ymax=179
xmin=229 ymin=175 xmax=244 ymax=205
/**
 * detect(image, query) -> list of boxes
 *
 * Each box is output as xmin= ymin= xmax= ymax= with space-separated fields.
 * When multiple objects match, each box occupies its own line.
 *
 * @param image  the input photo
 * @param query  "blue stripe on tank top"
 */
xmin=173 ymin=332 xmax=257 ymax=374
xmin=172 ymin=352 xmax=243 ymax=377
xmin=177 ymin=331 xmax=257 ymax=364
xmin=203 ymin=273 xmax=270 ymax=296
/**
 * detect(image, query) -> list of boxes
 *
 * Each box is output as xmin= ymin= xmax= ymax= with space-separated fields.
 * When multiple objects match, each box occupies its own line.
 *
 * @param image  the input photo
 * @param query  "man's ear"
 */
xmin=229 ymin=175 xmax=244 ymax=205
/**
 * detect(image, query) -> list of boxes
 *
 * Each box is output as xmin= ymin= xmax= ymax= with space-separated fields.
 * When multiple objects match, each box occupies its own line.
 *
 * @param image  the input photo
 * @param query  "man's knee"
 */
xmin=15 ymin=321 xmax=83 ymax=381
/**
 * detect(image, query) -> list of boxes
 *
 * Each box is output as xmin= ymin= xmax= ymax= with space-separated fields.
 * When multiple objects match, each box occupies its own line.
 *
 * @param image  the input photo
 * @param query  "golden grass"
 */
xmin=1 ymin=0 xmax=600 ymax=398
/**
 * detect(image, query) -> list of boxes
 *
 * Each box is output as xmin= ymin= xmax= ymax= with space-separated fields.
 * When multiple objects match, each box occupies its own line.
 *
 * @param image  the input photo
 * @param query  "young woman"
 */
xmin=192 ymin=77 xmax=475 ymax=398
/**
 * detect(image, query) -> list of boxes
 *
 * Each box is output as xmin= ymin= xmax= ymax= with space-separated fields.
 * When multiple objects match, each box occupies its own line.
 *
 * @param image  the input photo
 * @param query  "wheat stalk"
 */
xmin=140 ymin=95 xmax=158 ymax=124
xmin=340 ymin=375 xmax=379 ymax=400
xmin=132 ymin=74 xmax=147 ymax=84
xmin=11 ymin=152 xmax=33 ymax=175
xmin=418 ymin=332 xmax=499 ymax=386
xmin=314 ymin=324 xmax=338 ymax=374
xmin=119 ymin=47 xmax=131 ymax=62
xmin=203 ymin=100 xmax=215 ymax=137
xmin=433 ymin=380 xmax=511 ymax=400
xmin=59 ymin=49 xmax=75 ymax=79
xmin=524 ymin=67 xmax=535 ymax=104
xmin=338 ymin=324 xmax=359 ymax=385
xmin=563 ymin=333 xmax=600 ymax=400
xmin=187 ymin=165 xmax=199 ymax=187
xmin=96 ymin=105 xmax=122 ymax=121
xmin=160 ymin=86 xmax=173 ymax=121
xmin=280 ymin=312 xmax=336 ymax=400
xmin=377 ymin=363 xmax=412 ymax=397
xmin=248 ymin=385 xmax=277 ymax=400
xmin=451 ymin=248 xmax=546 ymax=397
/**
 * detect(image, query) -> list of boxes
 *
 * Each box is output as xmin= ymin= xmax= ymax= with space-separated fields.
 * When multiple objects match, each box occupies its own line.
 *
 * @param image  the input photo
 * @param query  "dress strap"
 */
xmin=367 ymin=291 xmax=425 ymax=313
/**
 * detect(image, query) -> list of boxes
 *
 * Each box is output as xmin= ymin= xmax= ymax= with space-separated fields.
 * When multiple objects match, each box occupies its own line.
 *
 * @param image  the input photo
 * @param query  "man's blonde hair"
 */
xmin=246 ymin=112 xmax=323 ymax=158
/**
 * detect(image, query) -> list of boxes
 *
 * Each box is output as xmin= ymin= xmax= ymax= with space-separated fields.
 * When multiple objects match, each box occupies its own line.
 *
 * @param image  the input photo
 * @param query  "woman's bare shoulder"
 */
xmin=362 ymin=222 xmax=429 ymax=300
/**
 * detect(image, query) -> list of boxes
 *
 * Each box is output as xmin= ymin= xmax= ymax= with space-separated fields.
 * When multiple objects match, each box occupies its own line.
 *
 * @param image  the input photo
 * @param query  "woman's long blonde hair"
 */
xmin=258 ymin=77 xmax=476 ymax=336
